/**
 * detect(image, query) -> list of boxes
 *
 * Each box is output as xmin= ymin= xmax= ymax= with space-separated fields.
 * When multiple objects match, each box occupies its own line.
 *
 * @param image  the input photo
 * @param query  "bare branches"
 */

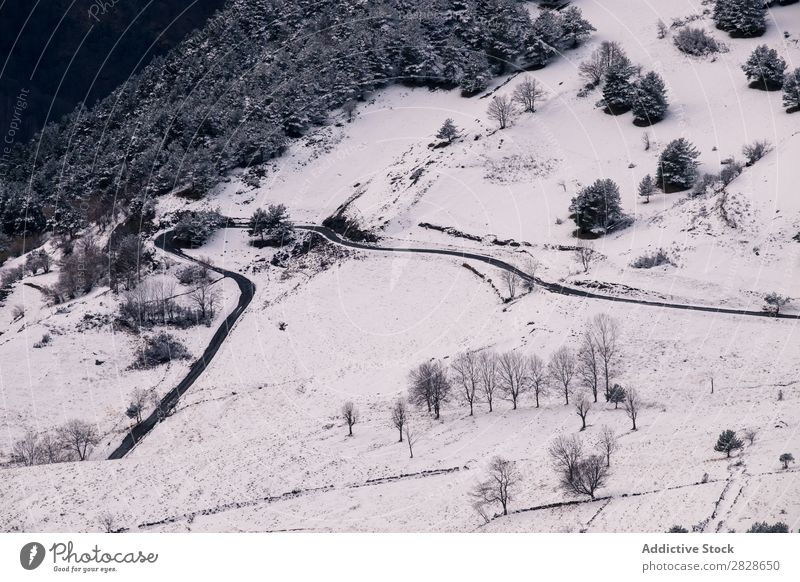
xmin=470 ymin=456 xmax=521 ymax=516
xmin=548 ymin=434 xmax=583 ymax=483
xmin=342 ymin=401 xmax=359 ymax=436
xmin=404 ymin=422 xmax=418 ymax=459
xmin=624 ymin=388 xmax=641 ymax=431
xmin=56 ymin=419 xmax=99 ymax=461
xmin=409 ymin=360 xmax=451 ymax=419
xmin=548 ymin=346 xmax=577 ymax=405
xmin=596 ymin=425 xmax=618 ymax=467
xmin=487 ymin=95 xmax=516 ymax=129
xmin=565 ymin=455 xmax=609 ymax=499
xmin=527 ymin=354 xmax=547 ymax=408
xmin=502 ymin=270 xmax=521 ymax=300
xmin=512 ymin=77 xmax=546 ymax=113
xmin=452 ymin=351 xmax=480 ymax=416
xmin=577 ymin=330 xmax=600 ymax=402
xmin=478 ymin=351 xmax=499 ymax=412
xmin=391 ymin=399 xmax=407 ymax=442
xmin=574 ymin=241 xmax=596 ymax=273
xmin=575 ymin=395 xmax=592 ymax=431
xmin=498 ymin=351 xmax=528 ymax=410
xmin=590 ymin=314 xmax=620 ymax=401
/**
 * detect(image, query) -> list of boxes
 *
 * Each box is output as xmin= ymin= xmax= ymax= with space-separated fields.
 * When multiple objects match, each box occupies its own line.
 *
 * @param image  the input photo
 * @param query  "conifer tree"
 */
xmin=638 ymin=175 xmax=656 ymax=203
xmin=436 ymin=118 xmax=459 ymax=143
xmin=656 ymin=138 xmax=701 ymax=192
xmin=783 ymin=68 xmax=800 ymax=111
xmin=631 ymin=71 xmax=669 ymax=125
xmin=559 ymin=6 xmax=595 ymax=49
xmin=603 ymin=64 xmax=634 ymax=114
xmin=569 ymin=179 xmax=627 ymax=236
xmin=714 ymin=429 xmax=743 ymax=458
xmin=743 ymin=45 xmax=787 ymax=90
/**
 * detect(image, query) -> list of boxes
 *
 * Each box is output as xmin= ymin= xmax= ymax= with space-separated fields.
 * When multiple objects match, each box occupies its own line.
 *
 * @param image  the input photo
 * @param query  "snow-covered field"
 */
xmin=2 ymin=0 xmax=800 ymax=533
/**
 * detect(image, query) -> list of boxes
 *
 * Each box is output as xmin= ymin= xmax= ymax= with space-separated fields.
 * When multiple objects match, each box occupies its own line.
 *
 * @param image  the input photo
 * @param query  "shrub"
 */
xmin=33 ymin=333 xmax=52 ymax=348
xmin=176 ymin=263 xmax=210 ymax=286
xmin=631 ymin=249 xmax=675 ymax=269
xmin=674 ymin=27 xmax=723 ymax=56
xmin=135 ymin=332 xmax=190 ymax=368
xmin=742 ymin=140 xmax=773 ymax=166
xmin=746 ymin=522 xmax=789 ymax=533
xmin=668 ymin=525 xmax=688 ymax=533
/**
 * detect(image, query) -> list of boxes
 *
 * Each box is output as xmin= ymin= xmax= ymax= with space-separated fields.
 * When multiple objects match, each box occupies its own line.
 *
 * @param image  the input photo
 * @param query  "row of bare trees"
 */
xmin=338 ymin=399 xmax=419 ymax=459
xmin=405 ymin=314 xmax=624 ymax=420
xmin=471 ymin=427 xmax=622 ymax=520
xmin=12 ymin=419 xmax=100 ymax=466
xmin=119 ymin=272 xmax=221 ymax=329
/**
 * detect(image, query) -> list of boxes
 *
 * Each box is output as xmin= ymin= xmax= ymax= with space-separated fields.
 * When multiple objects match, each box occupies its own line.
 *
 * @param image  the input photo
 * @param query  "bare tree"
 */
xmin=487 ymin=95 xmax=515 ymax=130
xmin=98 ymin=512 xmax=118 ymax=533
xmin=575 ymin=396 xmax=592 ymax=431
xmin=57 ymin=419 xmax=99 ymax=461
xmin=574 ymin=241 xmax=596 ymax=273
xmin=451 ymin=351 xmax=480 ymax=416
xmin=590 ymin=314 xmax=620 ymax=401
xmin=502 ymin=270 xmax=521 ymax=300
xmin=190 ymin=281 xmax=221 ymax=321
xmin=549 ymin=346 xmax=577 ymax=405
xmin=577 ymin=330 xmax=600 ymax=402
xmin=125 ymin=388 xmax=151 ymax=424
xmin=38 ymin=432 xmax=63 ymax=464
xmin=527 ymin=354 xmax=547 ymax=408
xmin=597 ymin=425 xmax=618 ymax=467
xmin=405 ymin=422 xmax=418 ymax=459
xmin=743 ymin=429 xmax=757 ymax=446
xmin=342 ymin=401 xmax=359 ymax=436
xmin=763 ymin=292 xmax=791 ymax=316
xmin=512 ymin=77 xmax=546 ymax=113
xmin=470 ymin=456 xmax=521 ymax=516
xmin=409 ymin=360 xmax=451 ymax=420
xmin=548 ymin=434 xmax=583 ymax=484
xmin=578 ymin=41 xmax=629 ymax=86
xmin=564 ymin=455 xmax=609 ymax=500
xmin=498 ymin=351 xmax=528 ymax=410
xmin=624 ymin=388 xmax=641 ymax=431
xmin=477 ymin=351 xmax=499 ymax=412
xmin=12 ymin=431 xmax=41 ymax=466
xmin=391 ymin=399 xmax=407 ymax=442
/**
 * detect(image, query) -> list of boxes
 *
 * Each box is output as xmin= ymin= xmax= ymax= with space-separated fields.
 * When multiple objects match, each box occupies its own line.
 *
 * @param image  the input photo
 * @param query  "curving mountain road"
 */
xmin=297 ymin=225 xmax=800 ymax=321
xmin=107 ymin=230 xmax=256 ymax=460
xmin=108 ymin=222 xmax=798 ymax=460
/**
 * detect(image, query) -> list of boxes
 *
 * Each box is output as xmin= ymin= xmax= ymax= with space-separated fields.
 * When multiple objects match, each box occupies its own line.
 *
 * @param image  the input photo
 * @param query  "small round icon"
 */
xmin=20 ymin=542 xmax=46 ymax=570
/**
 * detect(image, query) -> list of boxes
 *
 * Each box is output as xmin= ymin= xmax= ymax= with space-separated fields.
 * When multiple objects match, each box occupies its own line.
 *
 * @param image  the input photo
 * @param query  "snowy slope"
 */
xmin=2 ymin=0 xmax=800 ymax=533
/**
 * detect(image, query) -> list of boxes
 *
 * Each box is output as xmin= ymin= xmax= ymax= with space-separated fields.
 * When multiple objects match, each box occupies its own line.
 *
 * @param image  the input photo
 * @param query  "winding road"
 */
xmin=108 ymin=222 xmax=799 ymax=460
xmin=107 ymin=230 xmax=256 ymax=460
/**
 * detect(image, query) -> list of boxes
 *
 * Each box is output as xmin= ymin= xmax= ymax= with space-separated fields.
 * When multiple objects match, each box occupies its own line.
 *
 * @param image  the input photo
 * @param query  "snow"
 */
xmin=2 ymin=0 xmax=800 ymax=533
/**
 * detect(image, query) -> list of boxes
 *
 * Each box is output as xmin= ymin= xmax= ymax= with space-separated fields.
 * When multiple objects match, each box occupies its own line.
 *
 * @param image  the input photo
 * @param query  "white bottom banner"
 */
xmin=1 ymin=533 xmax=798 ymax=581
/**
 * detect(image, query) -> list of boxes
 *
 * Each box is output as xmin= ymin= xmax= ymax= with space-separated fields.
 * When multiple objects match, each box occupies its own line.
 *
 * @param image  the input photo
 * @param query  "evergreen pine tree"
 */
xmin=638 ymin=175 xmax=656 ymax=203
xmin=656 ymin=138 xmax=701 ymax=192
xmin=436 ymin=118 xmax=459 ymax=143
xmin=783 ymin=68 xmax=800 ymax=111
xmin=603 ymin=64 xmax=634 ymax=113
xmin=714 ymin=429 xmax=743 ymax=457
xmin=713 ymin=0 xmax=736 ymax=32
xmin=559 ymin=6 xmax=595 ymax=49
xmin=631 ymin=71 xmax=669 ymax=125
xmin=569 ymin=179 xmax=627 ymax=236
xmin=731 ymin=0 xmax=767 ymax=38
xmin=743 ymin=45 xmax=787 ymax=90
xmin=525 ymin=10 xmax=563 ymax=68
xmin=609 ymin=385 xmax=626 ymax=408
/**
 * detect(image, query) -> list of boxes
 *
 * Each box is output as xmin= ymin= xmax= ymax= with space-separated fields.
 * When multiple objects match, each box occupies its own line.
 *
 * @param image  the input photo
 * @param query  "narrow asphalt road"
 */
xmin=297 ymin=225 xmax=800 ymax=321
xmin=108 ymin=222 xmax=797 ymax=460
xmin=107 ymin=230 xmax=256 ymax=460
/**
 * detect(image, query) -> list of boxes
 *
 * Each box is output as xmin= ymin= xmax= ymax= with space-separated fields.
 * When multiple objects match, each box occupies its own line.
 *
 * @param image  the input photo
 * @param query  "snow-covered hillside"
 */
xmin=1 ymin=0 xmax=800 ymax=533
